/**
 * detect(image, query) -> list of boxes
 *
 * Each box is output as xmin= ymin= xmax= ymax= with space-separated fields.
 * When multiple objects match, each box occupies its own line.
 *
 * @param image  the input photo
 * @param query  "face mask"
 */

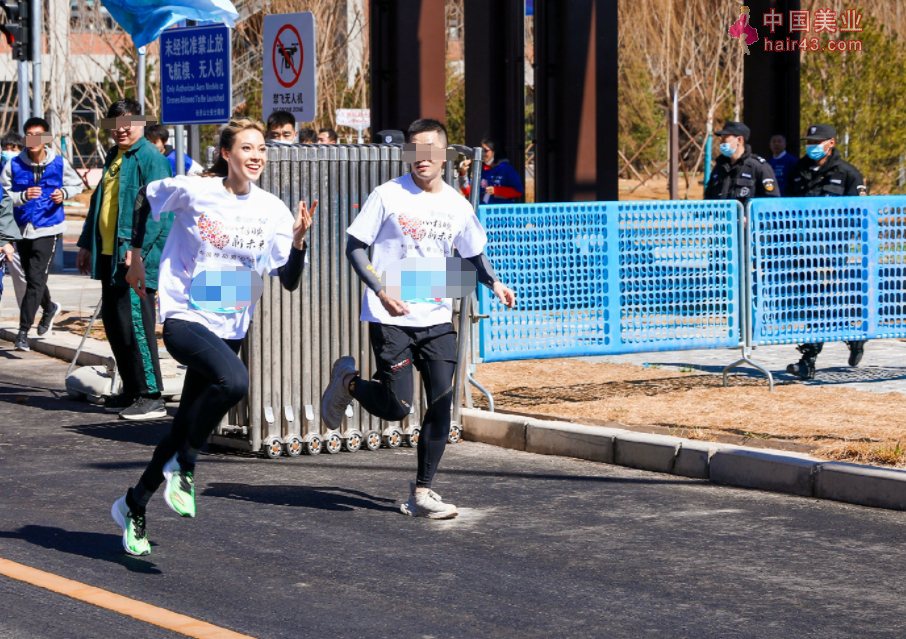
xmin=806 ymin=143 xmax=827 ymax=161
xmin=1 ymin=150 xmax=16 ymax=163
xmin=719 ymin=142 xmax=736 ymax=158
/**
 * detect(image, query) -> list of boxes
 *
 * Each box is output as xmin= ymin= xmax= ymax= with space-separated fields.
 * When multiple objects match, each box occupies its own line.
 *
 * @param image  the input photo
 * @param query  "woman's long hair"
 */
xmin=202 ymin=118 xmax=267 ymax=178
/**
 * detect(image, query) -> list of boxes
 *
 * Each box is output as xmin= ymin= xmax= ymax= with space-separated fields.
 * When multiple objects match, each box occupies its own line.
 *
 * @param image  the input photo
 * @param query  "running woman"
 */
xmin=321 ymin=118 xmax=516 ymax=519
xmin=111 ymin=119 xmax=316 ymax=555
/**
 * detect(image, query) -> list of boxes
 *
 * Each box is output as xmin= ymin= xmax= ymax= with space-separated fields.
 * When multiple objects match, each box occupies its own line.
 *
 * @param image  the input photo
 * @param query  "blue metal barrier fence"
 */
xmin=477 ymin=199 xmax=743 ymax=363
xmin=748 ymin=195 xmax=906 ymax=346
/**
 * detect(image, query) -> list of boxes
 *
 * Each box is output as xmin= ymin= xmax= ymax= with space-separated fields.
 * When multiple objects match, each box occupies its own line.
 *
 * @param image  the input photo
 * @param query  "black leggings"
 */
xmin=351 ymin=359 xmax=455 ymax=488
xmin=139 ymin=319 xmax=247 ymax=493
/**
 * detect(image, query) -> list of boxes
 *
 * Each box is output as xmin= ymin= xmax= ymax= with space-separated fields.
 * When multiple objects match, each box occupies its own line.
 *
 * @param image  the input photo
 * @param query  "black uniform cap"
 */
xmin=802 ymin=123 xmax=836 ymax=141
xmin=714 ymin=121 xmax=750 ymax=141
xmin=375 ymin=129 xmax=405 ymax=144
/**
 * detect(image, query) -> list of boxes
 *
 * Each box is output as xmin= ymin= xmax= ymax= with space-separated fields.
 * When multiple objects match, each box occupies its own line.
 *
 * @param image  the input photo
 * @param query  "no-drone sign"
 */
xmin=262 ymin=12 xmax=317 ymax=122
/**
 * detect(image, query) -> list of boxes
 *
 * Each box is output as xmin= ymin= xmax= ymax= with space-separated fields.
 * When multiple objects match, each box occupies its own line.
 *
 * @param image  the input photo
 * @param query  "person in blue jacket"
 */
xmin=767 ymin=134 xmax=798 ymax=196
xmin=457 ymin=138 xmax=524 ymax=204
xmin=144 ymin=125 xmax=204 ymax=176
xmin=0 ymin=118 xmax=83 ymax=349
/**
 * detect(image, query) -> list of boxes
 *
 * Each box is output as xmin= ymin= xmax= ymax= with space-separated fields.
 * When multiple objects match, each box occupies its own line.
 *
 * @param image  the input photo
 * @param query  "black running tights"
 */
xmin=351 ymin=360 xmax=456 ymax=488
xmin=138 ymin=319 xmax=247 ymax=493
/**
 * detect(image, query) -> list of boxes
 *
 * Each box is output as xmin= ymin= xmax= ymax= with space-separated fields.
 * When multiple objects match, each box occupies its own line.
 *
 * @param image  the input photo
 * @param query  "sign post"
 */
xmin=336 ymin=108 xmax=370 ymax=143
xmin=160 ymin=24 xmax=232 ymax=127
xmin=262 ymin=12 xmax=317 ymax=123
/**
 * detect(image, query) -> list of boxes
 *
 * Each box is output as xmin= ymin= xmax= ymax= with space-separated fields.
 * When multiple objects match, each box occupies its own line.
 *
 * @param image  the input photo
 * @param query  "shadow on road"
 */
xmin=64 ymin=420 xmax=172 ymax=447
xmin=0 ymin=525 xmax=161 ymax=574
xmin=203 ymin=483 xmax=399 ymax=512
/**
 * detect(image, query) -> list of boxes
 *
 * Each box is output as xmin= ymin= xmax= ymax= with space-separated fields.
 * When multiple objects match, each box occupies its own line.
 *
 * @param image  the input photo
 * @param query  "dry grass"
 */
xmin=473 ymin=358 xmax=906 ymax=467
xmin=51 ymin=311 xmax=165 ymax=349
xmin=619 ymin=176 xmax=704 ymax=201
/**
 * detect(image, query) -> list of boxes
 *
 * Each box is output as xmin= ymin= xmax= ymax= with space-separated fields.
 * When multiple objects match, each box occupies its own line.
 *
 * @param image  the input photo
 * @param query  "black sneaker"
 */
xmin=847 ymin=341 xmax=865 ymax=367
xmin=36 ymin=301 xmax=62 ymax=337
xmin=119 ymin=396 xmax=167 ymax=421
xmin=14 ymin=330 xmax=29 ymax=351
xmin=104 ymin=393 xmax=138 ymax=413
xmin=786 ymin=361 xmax=815 ymax=380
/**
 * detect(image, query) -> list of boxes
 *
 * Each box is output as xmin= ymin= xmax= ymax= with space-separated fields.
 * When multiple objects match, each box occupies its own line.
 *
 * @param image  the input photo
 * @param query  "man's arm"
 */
xmin=844 ymin=165 xmax=867 ymax=196
xmin=463 ymin=252 xmax=500 ymax=289
xmin=758 ymin=162 xmax=780 ymax=198
xmin=0 ymin=160 xmax=25 ymax=207
xmin=345 ymin=235 xmax=383 ymax=293
xmin=60 ymin=158 xmax=85 ymax=200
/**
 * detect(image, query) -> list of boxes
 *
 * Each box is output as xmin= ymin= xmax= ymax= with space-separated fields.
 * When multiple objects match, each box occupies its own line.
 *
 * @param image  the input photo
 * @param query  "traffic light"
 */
xmin=0 ymin=1 xmax=29 ymax=62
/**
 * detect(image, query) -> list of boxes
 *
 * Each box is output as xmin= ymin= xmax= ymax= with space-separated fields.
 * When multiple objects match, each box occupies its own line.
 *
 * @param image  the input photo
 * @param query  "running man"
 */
xmin=112 ymin=119 xmax=315 ymax=555
xmin=321 ymin=118 xmax=516 ymax=519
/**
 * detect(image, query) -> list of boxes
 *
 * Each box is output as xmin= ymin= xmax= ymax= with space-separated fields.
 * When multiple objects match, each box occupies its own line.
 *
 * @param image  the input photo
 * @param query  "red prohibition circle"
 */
xmin=272 ymin=24 xmax=304 ymax=88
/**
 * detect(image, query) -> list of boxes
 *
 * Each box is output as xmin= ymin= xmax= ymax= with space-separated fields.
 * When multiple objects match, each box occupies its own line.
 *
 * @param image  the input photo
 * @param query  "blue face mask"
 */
xmin=806 ymin=143 xmax=827 ymax=161
xmin=1 ymin=150 xmax=16 ymax=163
xmin=719 ymin=143 xmax=736 ymax=158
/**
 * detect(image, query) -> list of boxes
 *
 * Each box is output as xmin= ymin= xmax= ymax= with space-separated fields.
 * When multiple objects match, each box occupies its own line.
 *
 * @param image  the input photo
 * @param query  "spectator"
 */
xmin=266 ymin=110 xmax=297 ymax=144
xmin=0 ymin=194 xmax=19 ymax=307
xmin=0 ymin=131 xmax=24 ymax=308
xmin=76 ymin=98 xmax=174 ymax=420
xmin=458 ymin=138 xmax=524 ymax=204
xmin=298 ymin=128 xmax=317 ymax=143
xmin=767 ymin=134 xmax=798 ymax=196
xmin=144 ymin=125 xmax=203 ymax=177
xmin=317 ymin=127 xmax=338 ymax=144
xmin=1 ymin=117 xmax=83 ymax=350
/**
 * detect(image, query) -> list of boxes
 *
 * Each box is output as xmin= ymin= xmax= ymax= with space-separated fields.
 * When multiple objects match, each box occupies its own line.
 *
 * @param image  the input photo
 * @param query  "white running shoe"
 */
xmin=320 ymin=356 xmax=357 ymax=430
xmin=400 ymin=482 xmax=458 ymax=519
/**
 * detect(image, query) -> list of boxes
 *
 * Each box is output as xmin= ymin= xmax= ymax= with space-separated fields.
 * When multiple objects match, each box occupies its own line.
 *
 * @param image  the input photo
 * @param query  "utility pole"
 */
xmin=185 ymin=19 xmax=199 ymax=166
xmin=0 ymin=0 xmax=31 ymax=131
xmin=137 ymin=45 xmax=146 ymax=114
xmin=29 ymin=0 xmax=39 ymax=118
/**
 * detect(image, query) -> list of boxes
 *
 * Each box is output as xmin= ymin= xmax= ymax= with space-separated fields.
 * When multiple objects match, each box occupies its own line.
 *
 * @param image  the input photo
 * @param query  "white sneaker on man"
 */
xmin=400 ymin=482 xmax=458 ymax=519
xmin=320 ymin=356 xmax=357 ymax=429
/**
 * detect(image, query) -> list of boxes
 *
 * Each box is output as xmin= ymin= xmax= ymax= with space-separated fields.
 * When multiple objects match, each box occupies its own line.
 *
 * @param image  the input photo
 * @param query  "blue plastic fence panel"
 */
xmin=749 ymin=196 xmax=906 ymax=346
xmin=477 ymin=200 xmax=741 ymax=363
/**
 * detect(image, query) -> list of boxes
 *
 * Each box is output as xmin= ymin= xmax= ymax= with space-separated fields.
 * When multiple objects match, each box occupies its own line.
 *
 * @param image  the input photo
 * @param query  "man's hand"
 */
xmin=459 ymin=158 xmax=472 ymax=176
xmin=492 ymin=281 xmax=516 ymax=309
xmin=377 ymin=289 xmax=410 ymax=317
xmin=25 ymin=186 xmax=42 ymax=201
xmin=485 ymin=186 xmax=496 ymax=196
xmin=50 ymin=189 xmax=64 ymax=204
xmin=76 ymin=248 xmax=91 ymax=275
xmin=293 ymin=199 xmax=317 ymax=249
xmin=0 ymin=243 xmax=13 ymax=259
xmin=125 ymin=248 xmax=147 ymax=299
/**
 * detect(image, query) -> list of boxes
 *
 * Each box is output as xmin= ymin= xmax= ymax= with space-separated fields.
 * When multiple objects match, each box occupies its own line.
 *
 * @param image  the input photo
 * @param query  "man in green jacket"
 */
xmin=76 ymin=98 xmax=173 ymax=420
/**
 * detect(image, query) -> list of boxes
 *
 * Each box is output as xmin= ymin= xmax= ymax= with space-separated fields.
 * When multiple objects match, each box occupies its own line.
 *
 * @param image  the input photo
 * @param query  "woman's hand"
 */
xmin=492 ymin=281 xmax=516 ymax=309
xmin=459 ymin=158 xmax=472 ymax=176
xmin=125 ymin=248 xmax=147 ymax=299
xmin=294 ymin=199 xmax=317 ymax=249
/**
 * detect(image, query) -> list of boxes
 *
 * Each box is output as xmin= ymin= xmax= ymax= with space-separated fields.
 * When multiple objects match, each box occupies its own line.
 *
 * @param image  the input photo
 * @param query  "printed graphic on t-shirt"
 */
xmin=196 ymin=213 xmax=270 ymax=269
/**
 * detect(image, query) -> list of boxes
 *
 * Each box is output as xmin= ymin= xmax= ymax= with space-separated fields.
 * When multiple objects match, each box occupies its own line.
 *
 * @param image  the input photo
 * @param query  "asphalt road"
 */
xmin=2 ymin=345 xmax=906 ymax=638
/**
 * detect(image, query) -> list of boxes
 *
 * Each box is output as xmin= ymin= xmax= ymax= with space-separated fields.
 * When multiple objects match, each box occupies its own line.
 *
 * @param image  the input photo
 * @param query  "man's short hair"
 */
xmin=2 ymin=131 xmax=24 ymax=149
xmin=106 ymin=98 xmax=142 ymax=119
xmin=318 ymin=127 xmax=338 ymax=142
xmin=407 ymin=119 xmax=448 ymax=147
xmin=771 ymin=134 xmax=786 ymax=142
xmin=23 ymin=117 xmax=50 ymax=133
xmin=267 ymin=110 xmax=296 ymax=130
xmin=299 ymin=128 xmax=317 ymax=143
xmin=144 ymin=124 xmax=169 ymax=144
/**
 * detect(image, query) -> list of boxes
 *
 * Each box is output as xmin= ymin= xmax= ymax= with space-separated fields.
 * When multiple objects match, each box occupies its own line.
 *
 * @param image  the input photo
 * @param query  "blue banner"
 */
xmin=160 ymin=24 xmax=231 ymax=125
xmin=101 ymin=0 xmax=239 ymax=49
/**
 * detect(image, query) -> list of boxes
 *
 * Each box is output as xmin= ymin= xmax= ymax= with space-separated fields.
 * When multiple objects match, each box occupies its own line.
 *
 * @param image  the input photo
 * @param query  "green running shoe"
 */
xmin=111 ymin=494 xmax=151 ymax=556
xmin=163 ymin=455 xmax=196 ymax=518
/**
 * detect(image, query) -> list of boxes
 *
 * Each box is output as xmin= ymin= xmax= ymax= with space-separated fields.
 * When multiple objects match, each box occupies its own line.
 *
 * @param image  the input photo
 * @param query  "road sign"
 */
xmin=160 ymin=24 xmax=231 ymax=126
xmin=336 ymin=108 xmax=370 ymax=143
xmin=262 ymin=12 xmax=317 ymax=123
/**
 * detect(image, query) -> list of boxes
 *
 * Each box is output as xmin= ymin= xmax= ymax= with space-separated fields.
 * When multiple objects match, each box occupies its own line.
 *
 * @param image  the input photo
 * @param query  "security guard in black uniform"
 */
xmin=784 ymin=123 xmax=868 ymax=380
xmin=705 ymin=121 xmax=779 ymax=204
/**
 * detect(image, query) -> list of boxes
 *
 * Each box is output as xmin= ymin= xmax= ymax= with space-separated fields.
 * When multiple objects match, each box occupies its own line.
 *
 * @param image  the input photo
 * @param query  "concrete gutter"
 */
xmin=460 ymin=407 xmax=906 ymax=512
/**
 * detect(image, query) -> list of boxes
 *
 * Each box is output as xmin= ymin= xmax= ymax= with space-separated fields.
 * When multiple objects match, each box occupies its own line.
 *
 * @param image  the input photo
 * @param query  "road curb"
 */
xmin=459 ymin=408 xmax=906 ymax=511
xmin=0 ymin=327 xmax=114 ymax=368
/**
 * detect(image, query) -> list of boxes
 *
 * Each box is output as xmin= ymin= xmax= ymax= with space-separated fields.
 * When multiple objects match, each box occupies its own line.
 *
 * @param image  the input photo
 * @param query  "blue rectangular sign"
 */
xmin=160 ymin=24 xmax=231 ymax=125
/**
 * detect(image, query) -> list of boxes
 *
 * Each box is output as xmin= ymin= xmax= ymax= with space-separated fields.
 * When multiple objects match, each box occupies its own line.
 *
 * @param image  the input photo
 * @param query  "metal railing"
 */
xmin=206 ymin=142 xmax=484 ymax=457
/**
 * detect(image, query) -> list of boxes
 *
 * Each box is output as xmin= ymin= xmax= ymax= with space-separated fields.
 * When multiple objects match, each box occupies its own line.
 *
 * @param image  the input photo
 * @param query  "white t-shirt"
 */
xmin=145 ymin=176 xmax=298 ymax=339
xmin=346 ymin=172 xmax=487 ymax=327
